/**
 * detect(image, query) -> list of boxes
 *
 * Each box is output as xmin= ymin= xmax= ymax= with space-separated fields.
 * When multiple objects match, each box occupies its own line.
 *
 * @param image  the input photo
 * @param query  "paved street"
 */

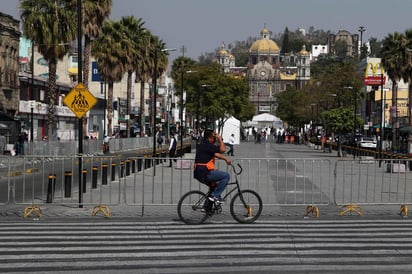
xmin=1 ymin=140 xmax=412 ymax=273
xmin=1 ymin=219 xmax=412 ymax=273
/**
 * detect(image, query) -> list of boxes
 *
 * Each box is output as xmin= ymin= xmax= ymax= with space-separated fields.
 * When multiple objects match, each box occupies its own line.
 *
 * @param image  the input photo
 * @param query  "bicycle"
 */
xmin=177 ymin=163 xmax=263 ymax=224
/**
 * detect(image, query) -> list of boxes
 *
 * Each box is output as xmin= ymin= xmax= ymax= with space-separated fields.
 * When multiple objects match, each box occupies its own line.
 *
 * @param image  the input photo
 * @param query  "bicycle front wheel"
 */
xmin=177 ymin=190 xmax=209 ymax=225
xmin=230 ymin=189 xmax=262 ymax=224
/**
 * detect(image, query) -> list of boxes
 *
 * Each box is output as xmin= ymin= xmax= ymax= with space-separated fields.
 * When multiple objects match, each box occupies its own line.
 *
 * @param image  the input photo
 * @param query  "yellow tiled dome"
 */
xmin=300 ymin=45 xmax=309 ymax=56
xmin=250 ymin=39 xmax=280 ymax=53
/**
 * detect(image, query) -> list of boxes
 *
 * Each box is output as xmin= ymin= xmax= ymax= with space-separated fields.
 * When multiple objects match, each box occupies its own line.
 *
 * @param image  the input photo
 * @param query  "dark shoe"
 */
xmin=201 ymin=199 xmax=212 ymax=213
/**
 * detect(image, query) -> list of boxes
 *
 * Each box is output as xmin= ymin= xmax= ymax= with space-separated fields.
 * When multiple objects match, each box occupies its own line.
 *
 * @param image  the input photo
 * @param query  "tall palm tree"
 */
xmin=82 ymin=0 xmax=112 ymax=88
xmin=118 ymin=16 xmax=147 ymax=137
xmin=148 ymin=36 xmax=168 ymax=136
xmin=82 ymin=0 xmax=112 ymax=138
xmin=401 ymin=29 xmax=412 ymax=127
xmin=135 ymin=31 xmax=153 ymax=137
xmin=20 ymin=0 xmax=77 ymax=140
xmin=381 ymin=32 xmax=405 ymax=148
xmin=91 ymin=20 xmax=129 ymax=137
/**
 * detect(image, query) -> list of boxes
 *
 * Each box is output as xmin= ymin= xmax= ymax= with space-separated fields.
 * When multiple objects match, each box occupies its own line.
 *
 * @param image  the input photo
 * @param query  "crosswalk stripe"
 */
xmin=0 ymin=220 xmax=411 ymax=273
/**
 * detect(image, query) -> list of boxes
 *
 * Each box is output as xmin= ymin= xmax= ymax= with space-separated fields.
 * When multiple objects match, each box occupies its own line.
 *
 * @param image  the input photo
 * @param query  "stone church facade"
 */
xmin=0 ymin=12 xmax=20 ymax=118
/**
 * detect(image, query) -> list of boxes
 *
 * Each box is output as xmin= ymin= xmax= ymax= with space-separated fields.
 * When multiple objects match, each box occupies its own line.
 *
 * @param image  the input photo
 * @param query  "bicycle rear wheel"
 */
xmin=177 ymin=190 xmax=209 ymax=225
xmin=230 ymin=189 xmax=262 ymax=223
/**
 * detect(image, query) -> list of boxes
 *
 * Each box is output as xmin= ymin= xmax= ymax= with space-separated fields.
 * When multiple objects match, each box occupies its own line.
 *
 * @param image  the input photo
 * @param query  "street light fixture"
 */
xmin=358 ymin=26 xmax=366 ymax=58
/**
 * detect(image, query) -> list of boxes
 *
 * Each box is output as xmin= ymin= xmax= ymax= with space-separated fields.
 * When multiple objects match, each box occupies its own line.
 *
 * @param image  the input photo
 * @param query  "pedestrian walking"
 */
xmin=168 ymin=131 xmax=177 ymax=167
xmin=227 ymin=134 xmax=235 ymax=156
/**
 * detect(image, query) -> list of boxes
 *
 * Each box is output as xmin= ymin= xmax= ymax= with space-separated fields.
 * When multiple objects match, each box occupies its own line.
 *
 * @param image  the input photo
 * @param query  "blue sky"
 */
xmin=2 ymin=0 xmax=412 ymax=61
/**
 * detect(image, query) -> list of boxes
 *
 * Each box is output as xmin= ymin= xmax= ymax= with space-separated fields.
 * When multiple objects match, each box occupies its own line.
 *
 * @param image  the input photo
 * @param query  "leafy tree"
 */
xmin=180 ymin=63 xmax=253 ymax=131
xmin=20 ymin=0 xmax=77 ymax=140
xmin=322 ymin=107 xmax=362 ymax=155
xmin=281 ymin=27 xmax=290 ymax=54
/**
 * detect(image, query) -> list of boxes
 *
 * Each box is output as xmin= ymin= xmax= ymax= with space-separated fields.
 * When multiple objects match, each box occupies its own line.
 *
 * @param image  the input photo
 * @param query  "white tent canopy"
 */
xmin=252 ymin=113 xmax=281 ymax=122
xmin=216 ymin=116 xmax=240 ymax=145
xmin=247 ymin=113 xmax=283 ymax=128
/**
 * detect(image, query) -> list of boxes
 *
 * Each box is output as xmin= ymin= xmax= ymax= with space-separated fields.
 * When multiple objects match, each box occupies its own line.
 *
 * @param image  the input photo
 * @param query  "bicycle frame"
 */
xmin=206 ymin=164 xmax=244 ymax=205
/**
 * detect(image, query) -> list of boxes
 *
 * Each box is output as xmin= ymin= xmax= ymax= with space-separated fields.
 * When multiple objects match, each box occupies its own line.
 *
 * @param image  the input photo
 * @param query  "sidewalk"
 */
xmin=0 ymin=141 xmax=407 ymax=221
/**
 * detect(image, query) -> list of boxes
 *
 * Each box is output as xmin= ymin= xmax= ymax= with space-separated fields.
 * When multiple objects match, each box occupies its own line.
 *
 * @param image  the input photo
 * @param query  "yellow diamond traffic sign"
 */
xmin=64 ymin=83 xmax=97 ymax=118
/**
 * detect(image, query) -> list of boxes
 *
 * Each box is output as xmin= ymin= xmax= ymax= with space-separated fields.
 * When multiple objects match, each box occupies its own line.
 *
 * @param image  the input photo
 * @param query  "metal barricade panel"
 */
xmin=334 ymin=159 xmax=412 ymax=206
xmin=10 ymin=155 xmax=121 ymax=207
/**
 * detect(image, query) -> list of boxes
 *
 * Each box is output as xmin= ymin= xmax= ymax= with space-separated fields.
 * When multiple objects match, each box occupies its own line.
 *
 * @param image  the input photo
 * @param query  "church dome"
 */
xmin=299 ymin=45 xmax=309 ymax=56
xmin=249 ymin=26 xmax=280 ymax=53
xmin=250 ymin=39 xmax=280 ymax=53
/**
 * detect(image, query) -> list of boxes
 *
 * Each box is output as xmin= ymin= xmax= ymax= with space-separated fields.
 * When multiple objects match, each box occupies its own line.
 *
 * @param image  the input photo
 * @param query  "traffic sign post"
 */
xmin=63 ymin=83 xmax=97 ymax=118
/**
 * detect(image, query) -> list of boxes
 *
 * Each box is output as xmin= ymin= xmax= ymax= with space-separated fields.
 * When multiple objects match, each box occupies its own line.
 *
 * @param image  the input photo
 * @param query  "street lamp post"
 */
xmin=30 ymin=41 xmax=34 ymax=144
xmin=358 ymin=26 xmax=365 ymax=58
xmin=379 ymin=74 xmax=385 ymax=165
xmin=179 ymin=67 xmax=184 ymax=155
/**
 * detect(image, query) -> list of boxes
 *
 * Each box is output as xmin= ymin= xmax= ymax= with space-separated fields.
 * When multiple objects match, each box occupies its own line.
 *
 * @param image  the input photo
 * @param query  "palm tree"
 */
xmin=381 ymin=32 xmax=405 ymax=148
xmin=20 ymin=0 xmax=77 ymax=140
xmin=81 ymin=0 xmax=112 ymax=138
xmin=91 ymin=20 xmax=128 ymax=137
xmin=401 ymin=29 xmax=412 ymax=128
xmin=148 ymin=36 xmax=168 ymax=136
xmin=135 ymin=31 xmax=153 ymax=137
xmin=82 ymin=0 xmax=112 ymax=88
xmin=118 ymin=16 xmax=147 ymax=137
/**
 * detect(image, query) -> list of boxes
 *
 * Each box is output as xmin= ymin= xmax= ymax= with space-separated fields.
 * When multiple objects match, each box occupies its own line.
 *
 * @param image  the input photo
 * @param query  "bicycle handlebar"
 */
xmin=230 ymin=163 xmax=242 ymax=175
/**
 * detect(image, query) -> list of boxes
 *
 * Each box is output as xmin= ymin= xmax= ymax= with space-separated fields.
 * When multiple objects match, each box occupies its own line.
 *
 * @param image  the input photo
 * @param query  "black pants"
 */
xmin=227 ymin=144 xmax=234 ymax=156
xmin=169 ymin=150 xmax=177 ymax=166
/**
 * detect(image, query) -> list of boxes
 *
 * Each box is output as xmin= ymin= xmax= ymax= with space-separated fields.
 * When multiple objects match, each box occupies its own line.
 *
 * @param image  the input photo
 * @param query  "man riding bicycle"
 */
xmin=194 ymin=130 xmax=232 ymax=204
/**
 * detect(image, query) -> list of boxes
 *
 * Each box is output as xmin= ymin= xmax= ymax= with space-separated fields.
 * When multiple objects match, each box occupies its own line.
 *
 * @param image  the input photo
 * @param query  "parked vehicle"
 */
xmin=358 ymin=137 xmax=377 ymax=149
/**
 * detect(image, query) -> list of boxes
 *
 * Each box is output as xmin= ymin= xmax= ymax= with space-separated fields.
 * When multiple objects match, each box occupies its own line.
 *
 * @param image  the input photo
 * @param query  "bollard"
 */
xmin=64 ymin=171 xmax=72 ymax=198
xmin=144 ymin=157 xmax=151 ymax=169
xmin=111 ymin=163 xmax=116 ymax=181
xmin=92 ymin=166 xmax=98 ymax=189
xmin=102 ymin=163 xmax=108 ymax=185
xmin=137 ymin=158 xmax=142 ymax=171
xmin=82 ymin=169 xmax=87 ymax=193
xmin=126 ymin=159 xmax=131 ymax=176
xmin=46 ymin=174 xmax=56 ymax=203
xmin=131 ymin=159 xmax=136 ymax=173
xmin=120 ymin=161 xmax=125 ymax=178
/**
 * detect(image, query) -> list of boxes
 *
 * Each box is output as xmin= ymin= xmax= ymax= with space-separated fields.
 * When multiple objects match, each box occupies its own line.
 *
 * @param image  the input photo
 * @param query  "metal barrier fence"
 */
xmin=2 ymin=154 xmax=412 ymax=217
xmin=20 ymin=137 xmax=190 ymax=156
xmin=334 ymin=158 xmax=412 ymax=216
xmin=0 ymin=155 xmax=124 ymax=217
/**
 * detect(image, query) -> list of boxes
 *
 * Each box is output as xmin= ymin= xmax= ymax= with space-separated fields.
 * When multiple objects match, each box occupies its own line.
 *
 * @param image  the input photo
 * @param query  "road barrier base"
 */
xmin=339 ymin=204 xmax=363 ymax=216
xmin=92 ymin=205 xmax=110 ymax=218
xmin=23 ymin=205 xmax=42 ymax=219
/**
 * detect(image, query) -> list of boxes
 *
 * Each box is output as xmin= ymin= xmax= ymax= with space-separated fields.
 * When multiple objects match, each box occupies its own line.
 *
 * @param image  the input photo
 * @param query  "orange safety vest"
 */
xmin=194 ymin=158 xmax=215 ymax=170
